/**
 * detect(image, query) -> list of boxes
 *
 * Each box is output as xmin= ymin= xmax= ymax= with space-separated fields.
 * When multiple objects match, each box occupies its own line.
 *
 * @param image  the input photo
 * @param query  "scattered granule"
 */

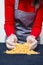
xmin=5 ymin=43 xmax=39 ymax=55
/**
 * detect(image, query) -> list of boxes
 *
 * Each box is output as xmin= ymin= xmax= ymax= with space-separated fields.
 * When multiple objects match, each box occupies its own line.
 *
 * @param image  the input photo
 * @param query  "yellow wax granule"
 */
xmin=5 ymin=43 xmax=39 ymax=55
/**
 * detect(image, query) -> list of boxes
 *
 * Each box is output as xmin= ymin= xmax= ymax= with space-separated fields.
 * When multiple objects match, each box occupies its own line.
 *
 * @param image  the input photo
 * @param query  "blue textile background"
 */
xmin=0 ymin=43 xmax=43 ymax=65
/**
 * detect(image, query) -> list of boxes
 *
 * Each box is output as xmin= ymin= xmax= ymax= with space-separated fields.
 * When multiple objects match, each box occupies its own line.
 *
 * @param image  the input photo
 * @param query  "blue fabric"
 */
xmin=0 ymin=43 xmax=43 ymax=65
xmin=15 ymin=19 xmax=40 ymax=43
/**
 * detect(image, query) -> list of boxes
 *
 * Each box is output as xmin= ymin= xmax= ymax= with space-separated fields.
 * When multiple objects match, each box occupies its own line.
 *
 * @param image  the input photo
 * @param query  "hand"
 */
xmin=26 ymin=35 xmax=37 ymax=50
xmin=6 ymin=34 xmax=18 ymax=49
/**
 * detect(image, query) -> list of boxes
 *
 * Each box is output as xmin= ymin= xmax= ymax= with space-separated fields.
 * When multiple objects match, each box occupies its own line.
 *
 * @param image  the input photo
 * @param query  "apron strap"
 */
xmin=35 ymin=4 xmax=40 ymax=12
xmin=15 ymin=0 xmax=19 ymax=9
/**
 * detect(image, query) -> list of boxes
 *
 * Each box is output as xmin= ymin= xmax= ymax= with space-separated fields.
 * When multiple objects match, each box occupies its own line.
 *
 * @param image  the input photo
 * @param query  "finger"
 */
xmin=27 ymin=39 xmax=34 ymax=43
xmin=29 ymin=43 xmax=37 ymax=50
xmin=14 ymin=38 xmax=18 ymax=43
xmin=6 ymin=43 xmax=15 ymax=49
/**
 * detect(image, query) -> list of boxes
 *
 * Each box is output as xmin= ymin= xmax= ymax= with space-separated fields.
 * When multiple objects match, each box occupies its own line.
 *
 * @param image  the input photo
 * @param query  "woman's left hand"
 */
xmin=26 ymin=35 xmax=37 ymax=50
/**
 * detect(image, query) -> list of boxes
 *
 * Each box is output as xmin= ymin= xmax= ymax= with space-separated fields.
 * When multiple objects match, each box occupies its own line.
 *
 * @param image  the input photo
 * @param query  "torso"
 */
xmin=14 ymin=0 xmax=40 ymax=43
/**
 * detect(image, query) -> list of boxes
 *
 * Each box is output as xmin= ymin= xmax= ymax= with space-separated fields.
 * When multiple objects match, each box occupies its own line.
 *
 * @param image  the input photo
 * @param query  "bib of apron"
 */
xmin=14 ymin=0 xmax=38 ymax=27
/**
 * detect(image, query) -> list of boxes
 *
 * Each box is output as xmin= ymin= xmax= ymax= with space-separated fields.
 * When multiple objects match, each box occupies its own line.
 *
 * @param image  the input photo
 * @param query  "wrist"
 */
xmin=30 ymin=35 xmax=35 ymax=39
xmin=8 ymin=34 xmax=17 ymax=39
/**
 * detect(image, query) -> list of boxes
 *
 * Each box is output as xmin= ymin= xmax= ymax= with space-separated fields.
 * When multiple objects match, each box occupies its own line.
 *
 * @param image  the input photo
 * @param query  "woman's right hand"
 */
xmin=6 ymin=34 xmax=18 ymax=49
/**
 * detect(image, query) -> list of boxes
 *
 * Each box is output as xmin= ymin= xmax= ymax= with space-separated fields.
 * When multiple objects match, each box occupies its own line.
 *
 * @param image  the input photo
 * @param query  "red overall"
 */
xmin=5 ymin=0 xmax=43 ymax=43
